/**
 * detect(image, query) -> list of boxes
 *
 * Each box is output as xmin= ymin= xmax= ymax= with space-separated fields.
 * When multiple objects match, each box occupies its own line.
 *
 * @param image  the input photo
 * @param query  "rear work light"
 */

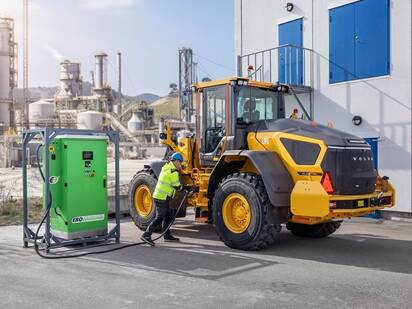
xmin=321 ymin=172 xmax=335 ymax=194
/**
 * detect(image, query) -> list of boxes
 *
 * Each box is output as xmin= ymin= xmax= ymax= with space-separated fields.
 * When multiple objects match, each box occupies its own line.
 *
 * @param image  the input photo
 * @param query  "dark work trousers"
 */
xmin=143 ymin=199 xmax=173 ymax=238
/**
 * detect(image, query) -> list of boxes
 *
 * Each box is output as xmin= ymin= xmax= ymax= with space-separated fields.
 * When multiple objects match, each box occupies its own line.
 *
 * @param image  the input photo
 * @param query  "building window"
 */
xmin=329 ymin=0 xmax=390 ymax=84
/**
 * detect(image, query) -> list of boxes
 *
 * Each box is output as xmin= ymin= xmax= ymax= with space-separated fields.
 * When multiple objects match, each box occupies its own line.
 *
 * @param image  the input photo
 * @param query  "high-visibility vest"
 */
xmin=153 ymin=162 xmax=181 ymax=201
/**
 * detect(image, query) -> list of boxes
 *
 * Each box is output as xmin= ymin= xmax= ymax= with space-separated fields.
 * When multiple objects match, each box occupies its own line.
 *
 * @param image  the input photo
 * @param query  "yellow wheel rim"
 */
xmin=222 ymin=193 xmax=251 ymax=234
xmin=134 ymin=185 xmax=153 ymax=217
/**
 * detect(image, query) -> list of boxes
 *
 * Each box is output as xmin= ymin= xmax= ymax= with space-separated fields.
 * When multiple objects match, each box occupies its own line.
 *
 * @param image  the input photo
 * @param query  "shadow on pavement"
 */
xmin=265 ymin=230 xmax=412 ymax=275
xmin=66 ymin=220 xmax=412 ymax=278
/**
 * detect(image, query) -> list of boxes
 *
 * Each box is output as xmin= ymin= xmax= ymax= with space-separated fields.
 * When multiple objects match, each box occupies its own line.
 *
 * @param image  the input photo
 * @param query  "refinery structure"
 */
xmin=0 ymin=16 xmax=188 ymax=168
xmin=0 ymin=17 xmax=17 ymax=134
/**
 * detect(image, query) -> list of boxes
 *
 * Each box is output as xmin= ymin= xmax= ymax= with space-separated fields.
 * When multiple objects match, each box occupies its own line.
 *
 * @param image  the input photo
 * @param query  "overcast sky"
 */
xmin=0 ymin=0 xmax=235 ymax=96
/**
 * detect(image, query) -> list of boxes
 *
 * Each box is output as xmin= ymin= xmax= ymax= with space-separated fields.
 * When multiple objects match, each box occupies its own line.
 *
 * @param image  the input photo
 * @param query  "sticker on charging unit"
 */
xmin=71 ymin=214 xmax=105 ymax=224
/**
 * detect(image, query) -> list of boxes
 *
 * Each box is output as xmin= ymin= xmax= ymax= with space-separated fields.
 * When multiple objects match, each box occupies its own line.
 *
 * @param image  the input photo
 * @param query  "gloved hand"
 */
xmin=182 ymin=185 xmax=198 ymax=193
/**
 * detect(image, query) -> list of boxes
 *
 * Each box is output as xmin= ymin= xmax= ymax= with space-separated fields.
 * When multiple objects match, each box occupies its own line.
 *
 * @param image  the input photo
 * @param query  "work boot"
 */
xmin=140 ymin=234 xmax=155 ymax=246
xmin=164 ymin=235 xmax=180 ymax=242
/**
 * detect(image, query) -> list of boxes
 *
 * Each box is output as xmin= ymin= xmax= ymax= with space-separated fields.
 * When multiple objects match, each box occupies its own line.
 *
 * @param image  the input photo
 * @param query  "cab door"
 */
xmin=200 ymin=85 xmax=231 ymax=166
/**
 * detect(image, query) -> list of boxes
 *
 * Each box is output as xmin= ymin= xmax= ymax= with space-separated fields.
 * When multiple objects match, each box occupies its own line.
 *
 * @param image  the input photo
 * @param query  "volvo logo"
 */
xmin=353 ymin=156 xmax=373 ymax=161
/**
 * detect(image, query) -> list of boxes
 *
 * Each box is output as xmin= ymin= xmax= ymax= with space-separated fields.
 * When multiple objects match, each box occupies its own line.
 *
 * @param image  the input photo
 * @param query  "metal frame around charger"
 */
xmin=22 ymin=128 xmax=120 ymax=251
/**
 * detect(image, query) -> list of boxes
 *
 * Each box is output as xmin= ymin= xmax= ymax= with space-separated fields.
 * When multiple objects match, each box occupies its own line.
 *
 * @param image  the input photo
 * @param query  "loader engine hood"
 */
xmin=248 ymin=119 xmax=377 ymax=195
xmin=247 ymin=119 xmax=368 ymax=147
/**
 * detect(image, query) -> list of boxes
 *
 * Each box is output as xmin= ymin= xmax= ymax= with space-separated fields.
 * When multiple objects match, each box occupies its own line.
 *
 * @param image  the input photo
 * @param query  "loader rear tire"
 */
xmin=128 ymin=168 xmax=157 ymax=231
xmin=286 ymin=221 xmax=341 ymax=238
xmin=212 ymin=173 xmax=280 ymax=251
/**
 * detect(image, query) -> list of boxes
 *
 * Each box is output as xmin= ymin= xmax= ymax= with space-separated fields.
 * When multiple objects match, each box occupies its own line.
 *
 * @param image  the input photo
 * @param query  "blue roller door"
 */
xmin=329 ymin=0 xmax=390 ymax=83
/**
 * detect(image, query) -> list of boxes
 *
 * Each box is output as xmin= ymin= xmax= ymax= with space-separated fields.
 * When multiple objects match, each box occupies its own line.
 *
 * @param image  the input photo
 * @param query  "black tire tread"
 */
xmin=286 ymin=221 xmax=341 ymax=238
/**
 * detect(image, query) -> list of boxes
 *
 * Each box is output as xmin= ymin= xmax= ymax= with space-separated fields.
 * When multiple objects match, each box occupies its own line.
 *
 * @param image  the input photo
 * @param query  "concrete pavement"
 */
xmin=1 ymin=216 xmax=412 ymax=309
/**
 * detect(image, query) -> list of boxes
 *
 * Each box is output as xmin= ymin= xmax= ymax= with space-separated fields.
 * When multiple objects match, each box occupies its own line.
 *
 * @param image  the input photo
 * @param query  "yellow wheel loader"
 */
xmin=128 ymin=77 xmax=395 ymax=250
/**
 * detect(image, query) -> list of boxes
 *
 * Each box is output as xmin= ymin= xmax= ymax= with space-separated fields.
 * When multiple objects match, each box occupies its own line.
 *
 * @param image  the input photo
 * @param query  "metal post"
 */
xmin=303 ymin=49 xmax=306 ymax=85
xmin=22 ymin=132 xmax=28 ymax=247
xmin=269 ymin=49 xmax=272 ymax=83
xmin=288 ymin=46 xmax=292 ymax=84
xmin=240 ymin=0 xmax=243 ymax=56
xmin=296 ymin=47 xmax=299 ymax=84
xmin=237 ymin=55 xmax=242 ymax=77
xmin=117 ymin=52 xmax=122 ymax=115
xmin=189 ymin=51 xmax=193 ymax=120
xmin=114 ymin=132 xmax=120 ymax=243
xmin=310 ymin=49 xmax=314 ymax=119
xmin=44 ymin=129 xmax=50 ymax=250
xmin=178 ymin=50 xmax=182 ymax=120
xmin=247 ymin=55 xmax=250 ymax=77
xmin=284 ymin=47 xmax=287 ymax=84
xmin=261 ymin=52 xmax=264 ymax=82
xmin=254 ymin=53 xmax=257 ymax=80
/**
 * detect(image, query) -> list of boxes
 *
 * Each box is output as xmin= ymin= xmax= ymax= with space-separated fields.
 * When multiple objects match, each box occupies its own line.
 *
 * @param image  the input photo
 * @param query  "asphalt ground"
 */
xmin=1 ymin=215 xmax=412 ymax=309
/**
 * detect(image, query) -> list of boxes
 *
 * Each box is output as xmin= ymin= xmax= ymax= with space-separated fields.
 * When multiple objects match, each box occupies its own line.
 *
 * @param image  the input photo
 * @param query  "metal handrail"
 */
xmin=241 ymin=44 xmax=313 ymax=58
xmin=238 ymin=44 xmax=314 ymax=88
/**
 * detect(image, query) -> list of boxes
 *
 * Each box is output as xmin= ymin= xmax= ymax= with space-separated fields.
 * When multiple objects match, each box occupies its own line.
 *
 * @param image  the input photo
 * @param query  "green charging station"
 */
xmin=47 ymin=135 xmax=108 ymax=240
xmin=22 ymin=128 xmax=120 ymax=251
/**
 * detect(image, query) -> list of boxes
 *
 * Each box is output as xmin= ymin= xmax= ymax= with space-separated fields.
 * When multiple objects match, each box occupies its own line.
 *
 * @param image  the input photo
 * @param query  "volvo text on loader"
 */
xmin=128 ymin=77 xmax=395 ymax=250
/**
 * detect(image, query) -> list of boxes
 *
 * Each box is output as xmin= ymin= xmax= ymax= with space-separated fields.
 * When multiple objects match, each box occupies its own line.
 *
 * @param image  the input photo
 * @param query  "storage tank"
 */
xmin=94 ymin=53 xmax=108 ymax=90
xmin=77 ymin=111 xmax=103 ymax=130
xmin=128 ymin=111 xmax=144 ymax=134
xmin=29 ymin=100 xmax=56 ymax=125
xmin=0 ymin=19 xmax=11 ymax=127
xmin=56 ymin=60 xmax=82 ymax=100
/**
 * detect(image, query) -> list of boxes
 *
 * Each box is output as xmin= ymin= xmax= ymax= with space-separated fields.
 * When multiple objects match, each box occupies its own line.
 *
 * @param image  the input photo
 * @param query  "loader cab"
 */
xmin=196 ymin=78 xmax=287 ymax=166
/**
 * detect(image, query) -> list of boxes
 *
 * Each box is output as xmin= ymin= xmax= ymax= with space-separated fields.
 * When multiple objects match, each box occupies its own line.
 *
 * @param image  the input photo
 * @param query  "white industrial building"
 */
xmin=235 ymin=0 xmax=411 ymax=215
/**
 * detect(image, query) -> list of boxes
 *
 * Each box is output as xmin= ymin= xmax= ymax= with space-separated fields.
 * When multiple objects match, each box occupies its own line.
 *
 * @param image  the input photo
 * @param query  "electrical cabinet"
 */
xmin=44 ymin=135 xmax=108 ymax=239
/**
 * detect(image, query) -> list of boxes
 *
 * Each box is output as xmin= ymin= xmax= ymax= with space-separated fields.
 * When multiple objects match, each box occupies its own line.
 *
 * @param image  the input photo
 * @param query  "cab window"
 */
xmin=203 ymin=86 xmax=226 ymax=153
xmin=237 ymin=86 xmax=279 ymax=124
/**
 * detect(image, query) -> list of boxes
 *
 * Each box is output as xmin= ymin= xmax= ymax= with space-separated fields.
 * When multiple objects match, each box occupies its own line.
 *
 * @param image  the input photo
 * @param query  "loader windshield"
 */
xmin=237 ymin=86 xmax=280 ymax=124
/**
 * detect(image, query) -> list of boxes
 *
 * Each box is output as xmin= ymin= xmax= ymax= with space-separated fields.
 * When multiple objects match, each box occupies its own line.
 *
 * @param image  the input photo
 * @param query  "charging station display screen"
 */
xmin=82 ymin=151 xmax=93 ymax=160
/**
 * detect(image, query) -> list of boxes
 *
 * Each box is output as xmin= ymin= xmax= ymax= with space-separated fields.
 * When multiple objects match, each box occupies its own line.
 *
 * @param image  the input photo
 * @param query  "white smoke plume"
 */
xmin=45 ymin=45 xmax=64 ymax=62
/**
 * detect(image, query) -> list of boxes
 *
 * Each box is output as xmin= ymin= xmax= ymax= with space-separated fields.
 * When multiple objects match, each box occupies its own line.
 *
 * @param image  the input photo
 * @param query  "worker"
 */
xmin=289 ymin=108 xmax=299 ymax=119
xmin=242 ymin=99 xmax=260 ymax=123
xmin=140 ymin=152 xmax=184 ymax=246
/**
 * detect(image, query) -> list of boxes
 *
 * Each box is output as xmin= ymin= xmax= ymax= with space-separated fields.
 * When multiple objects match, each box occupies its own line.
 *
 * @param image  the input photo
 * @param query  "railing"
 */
xmin=237 ymin=44 xmax=313 ymax=89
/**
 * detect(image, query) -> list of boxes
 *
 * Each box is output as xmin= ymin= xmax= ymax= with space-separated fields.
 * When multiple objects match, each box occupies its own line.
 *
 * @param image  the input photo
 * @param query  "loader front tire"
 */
xmin=212 ymin=173 xmax=280 ymax=251
xmin=286 ymin=221 xmax=341 ymax=238
xmin=128 ymin=168 xmax=157 ymax=230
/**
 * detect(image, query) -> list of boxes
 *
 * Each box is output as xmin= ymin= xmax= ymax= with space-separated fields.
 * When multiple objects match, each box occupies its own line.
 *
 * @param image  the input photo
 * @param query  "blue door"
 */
xmin=278 ymin=18 xmax=303 ymax=85
xmin=355 ymin=0 xmax=390 ymax=79
xmin=364 ymin=137 xmax=378 ymax=169
xmin=329 ymin=3 xmax=356 ymax=83
xmin=329 ymin=0 xmax=390 ymax=83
